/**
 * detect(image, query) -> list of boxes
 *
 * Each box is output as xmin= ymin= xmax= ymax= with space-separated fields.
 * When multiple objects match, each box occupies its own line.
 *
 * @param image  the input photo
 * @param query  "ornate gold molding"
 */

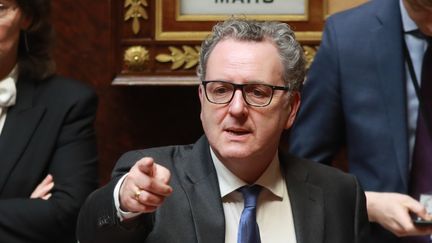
xmin=154 ymin=45 xmax=316 ymax=71
xmin=303 ymin=45 xmax=318 ymax=69
xmin=156 ymin=45 xmax=201 ymax=70
xmin=124 ymin=0 xmax=148 ymax=34
xmin=124 ymin=46 xmax=149 ymax=71
xmin=117 ymin=44 xmax=319 ymax=85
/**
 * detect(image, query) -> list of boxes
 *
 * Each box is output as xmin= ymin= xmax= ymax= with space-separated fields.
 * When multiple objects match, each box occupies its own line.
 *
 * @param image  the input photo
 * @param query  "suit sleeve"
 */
xmin=354 ymin=177 xmax=370 ymax=243
xmin=77 ymin=151 xmax=155 ymax=243
xmin=0 ymin=88 xmax=99 ymax=242
xmin=289 ymin=17 xmax=346 ymax=165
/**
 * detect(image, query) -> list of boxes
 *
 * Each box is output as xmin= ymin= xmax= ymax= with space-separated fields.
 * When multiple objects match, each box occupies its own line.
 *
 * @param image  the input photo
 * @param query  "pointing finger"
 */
xmin=137 ymin=157 xmax=155 ymax=176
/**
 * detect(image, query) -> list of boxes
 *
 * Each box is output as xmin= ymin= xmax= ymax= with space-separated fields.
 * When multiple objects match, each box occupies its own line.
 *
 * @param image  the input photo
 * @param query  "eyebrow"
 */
xmin=207 ymin=79 xmax=272 ymax=85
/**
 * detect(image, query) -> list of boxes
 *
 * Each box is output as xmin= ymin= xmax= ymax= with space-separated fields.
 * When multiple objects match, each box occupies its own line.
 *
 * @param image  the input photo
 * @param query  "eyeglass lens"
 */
xmin=205 ymin=81 xmax=274 ymax=106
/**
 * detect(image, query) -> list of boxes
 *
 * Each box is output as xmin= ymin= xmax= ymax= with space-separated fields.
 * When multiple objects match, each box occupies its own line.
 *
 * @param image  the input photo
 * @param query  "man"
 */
xmin=289 ymin=0 xmax=432 ymax=242
xmin=77 ymin=18 xmax=369 ymax=243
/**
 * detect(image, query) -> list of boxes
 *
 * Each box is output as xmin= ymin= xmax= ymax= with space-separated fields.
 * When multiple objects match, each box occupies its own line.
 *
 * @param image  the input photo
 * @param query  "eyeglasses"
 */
xmin=201 ymin=80 xmax=291 ymax=107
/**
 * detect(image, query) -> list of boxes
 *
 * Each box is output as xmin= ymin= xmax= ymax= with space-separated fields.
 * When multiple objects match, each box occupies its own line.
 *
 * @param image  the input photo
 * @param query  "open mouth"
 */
xmin=226 ymin=128 xmax=250 ymax=136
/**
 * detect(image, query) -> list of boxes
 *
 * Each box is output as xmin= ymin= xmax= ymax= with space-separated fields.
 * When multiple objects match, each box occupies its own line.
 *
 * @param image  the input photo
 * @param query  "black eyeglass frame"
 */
xmin=201 ymin=80 xmax=291 ymax=107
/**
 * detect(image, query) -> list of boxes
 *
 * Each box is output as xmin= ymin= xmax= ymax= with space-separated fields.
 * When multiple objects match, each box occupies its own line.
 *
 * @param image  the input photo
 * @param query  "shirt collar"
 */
xmin=1 ymin=65 xmax=18 ymax=84
xmin=211 ymin=147 xmax=284 ymax=200
xmin=0 ymin=65 xmax=18 ymax=107
xmin=400 ymin=0 xmax=418 ymax=33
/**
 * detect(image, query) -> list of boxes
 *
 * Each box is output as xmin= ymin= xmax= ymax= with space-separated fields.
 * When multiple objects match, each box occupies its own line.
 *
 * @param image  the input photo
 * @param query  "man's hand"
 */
xmin=30 ymin=174 xmax=54 ymax=200
xmin=366 ymin=191 xmax=432 ymax=236
xmin=119 ymin=157 xmax=173 ymax=213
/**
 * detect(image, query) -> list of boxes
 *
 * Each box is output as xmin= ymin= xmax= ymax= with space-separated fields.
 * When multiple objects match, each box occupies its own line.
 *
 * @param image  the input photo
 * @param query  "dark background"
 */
xmin=52 ymin=1 xmax=203 ymax=185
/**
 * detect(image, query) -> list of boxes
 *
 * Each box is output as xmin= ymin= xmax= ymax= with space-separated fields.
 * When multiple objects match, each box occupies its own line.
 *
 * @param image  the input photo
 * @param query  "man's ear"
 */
xmin=198 ymin=84 xmax=203 ymax=101
xmin=284 ymin=92 xmax=301 ymax=130
xmin=198 ymin=84 xmax=204 ymax=120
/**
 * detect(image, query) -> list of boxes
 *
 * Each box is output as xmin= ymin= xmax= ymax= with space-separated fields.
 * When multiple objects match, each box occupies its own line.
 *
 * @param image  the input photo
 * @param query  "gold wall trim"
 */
xmin=124 ymin=46 xmax=150 ymax=71
xmin=323 ymin=0 xmax=329 ymax=19
xmin=124 ymin=0 xmax=148 ymax=34
xmin=156 ymin=45 xmax=201 ymax=70
xmin=303 ymin=45 xmax=318 ymax=69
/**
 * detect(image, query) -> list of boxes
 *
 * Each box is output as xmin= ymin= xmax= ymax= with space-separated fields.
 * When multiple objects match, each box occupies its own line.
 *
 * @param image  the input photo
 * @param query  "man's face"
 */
xmin=0 ymin=0 xmax=28 ymax=78
xmin=404 ymin=0 xmax=432 ymax=36
xmin=199 ymin=38 xmax=300 ymax=165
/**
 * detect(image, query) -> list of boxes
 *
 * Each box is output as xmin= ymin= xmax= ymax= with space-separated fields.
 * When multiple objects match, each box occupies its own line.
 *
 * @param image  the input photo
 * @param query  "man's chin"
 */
xmin=216 ymin=147 xmax=254 ymax=161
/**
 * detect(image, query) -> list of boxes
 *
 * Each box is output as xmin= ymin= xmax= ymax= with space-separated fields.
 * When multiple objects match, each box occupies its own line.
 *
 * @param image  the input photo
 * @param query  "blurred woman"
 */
xmin=0 ymin=0 xmax=98 ymax=242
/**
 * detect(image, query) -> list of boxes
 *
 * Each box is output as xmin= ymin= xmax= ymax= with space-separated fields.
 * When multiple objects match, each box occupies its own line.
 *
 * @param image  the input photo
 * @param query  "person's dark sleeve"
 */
xmin=354 ymin=177 xmax=370 ymax=243
xmin=77 ymin=151 xmax=154 ymax=243
xmin=0 ymin=89 xmax=99 ymax=242
xmin=289 ymin=17 xmax=346 ymax=165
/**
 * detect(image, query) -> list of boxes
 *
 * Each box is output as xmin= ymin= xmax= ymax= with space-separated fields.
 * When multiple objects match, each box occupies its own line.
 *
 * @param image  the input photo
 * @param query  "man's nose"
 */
xmin=228 ymin=89 xmax=248 ymax=115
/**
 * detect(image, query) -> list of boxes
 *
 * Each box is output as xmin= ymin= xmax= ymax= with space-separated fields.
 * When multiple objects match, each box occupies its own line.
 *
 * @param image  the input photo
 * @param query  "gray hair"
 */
xmin=197 ymin=17 xmax=306 ymax=91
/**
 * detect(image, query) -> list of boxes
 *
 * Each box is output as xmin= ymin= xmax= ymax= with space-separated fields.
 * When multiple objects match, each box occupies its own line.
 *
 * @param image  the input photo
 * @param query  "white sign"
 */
xmin=179 ymin=0 xmax=306 ymax=15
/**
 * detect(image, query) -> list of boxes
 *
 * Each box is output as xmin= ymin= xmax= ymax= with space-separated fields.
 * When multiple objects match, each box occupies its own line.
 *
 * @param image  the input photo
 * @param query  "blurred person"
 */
xmin=289 ymin=0 xmax=432 ymax=242
xmin=0 ymin=0 xmax=98 ymax=242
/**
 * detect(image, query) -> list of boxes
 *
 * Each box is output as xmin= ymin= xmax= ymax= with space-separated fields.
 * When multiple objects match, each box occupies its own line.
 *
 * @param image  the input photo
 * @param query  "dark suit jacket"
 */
xmin=77 ymin=136 xmax=369 ymax=243
xmin=289 ymin=0 xmax=407 ymax=242
xmin=0 ymin=75 xmax=99 ymax=243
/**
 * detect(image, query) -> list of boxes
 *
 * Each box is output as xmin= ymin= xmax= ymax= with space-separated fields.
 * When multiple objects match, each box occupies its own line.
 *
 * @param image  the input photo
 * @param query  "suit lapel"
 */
xmin=176 ymin=136 xmax=225 ymax=243
xmin=281 ymin=152 xmax=324 ymax=243
xmin=372 ymin=0 xmax=410 ymax=188
xmin=177 ymin=138 xmax=326 ymax=243
xmin=0 ymin=77 xmax=45 ymax=192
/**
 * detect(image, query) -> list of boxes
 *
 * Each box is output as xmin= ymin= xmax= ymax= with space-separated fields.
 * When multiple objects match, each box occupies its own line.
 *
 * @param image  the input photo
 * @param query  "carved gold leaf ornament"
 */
xmin=303 ymin=45 xmax=318 ymax=69
xmin=124 ymin=46 xmax=149 ymax=71
xmin=124 ymin=0 xmax=148 ymax=34
xmin=126 ymin=44 xmax=315 ymax=73
xmin=156 ymin=45 xmax=201 ymax=70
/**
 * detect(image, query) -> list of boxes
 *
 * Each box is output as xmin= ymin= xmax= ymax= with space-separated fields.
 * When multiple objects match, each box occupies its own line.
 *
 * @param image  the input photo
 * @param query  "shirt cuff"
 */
xmin=113 ymin=173 xmax=143 ymax=221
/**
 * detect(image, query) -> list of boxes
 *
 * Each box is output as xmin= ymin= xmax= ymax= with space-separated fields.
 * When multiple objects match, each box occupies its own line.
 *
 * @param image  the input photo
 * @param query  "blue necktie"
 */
xmin=237 ymin=185 xmax=262 ymax=243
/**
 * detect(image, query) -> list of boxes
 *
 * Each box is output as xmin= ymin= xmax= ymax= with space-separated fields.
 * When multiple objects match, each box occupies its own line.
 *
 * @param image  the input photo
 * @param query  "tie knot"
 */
xmin=238 ymin=185 xmax=262 ymax=208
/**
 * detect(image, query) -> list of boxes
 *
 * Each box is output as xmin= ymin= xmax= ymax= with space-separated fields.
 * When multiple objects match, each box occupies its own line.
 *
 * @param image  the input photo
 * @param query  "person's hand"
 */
xmin=366 ymin=191 xmax=432 ymax=236
xmin=30 ymin=174 xmax=54 ymax=200
xmin=119 ymin=157 xmax=173 ymax=213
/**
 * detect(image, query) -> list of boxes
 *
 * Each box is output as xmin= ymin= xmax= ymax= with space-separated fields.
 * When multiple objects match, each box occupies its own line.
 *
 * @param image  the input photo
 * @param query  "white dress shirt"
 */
xmin=211 ymin=148 xmax=297 ymax=243
xmin=0 ymin=65 xmax=18 ymax=135
xmin=114 ymin=147 xmax=297 ymax=243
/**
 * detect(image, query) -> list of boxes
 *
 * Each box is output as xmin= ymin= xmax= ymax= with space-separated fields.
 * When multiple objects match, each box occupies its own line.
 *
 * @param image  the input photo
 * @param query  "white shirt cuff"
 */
xmin=113 ymin=173 xmax=143 ymax=221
